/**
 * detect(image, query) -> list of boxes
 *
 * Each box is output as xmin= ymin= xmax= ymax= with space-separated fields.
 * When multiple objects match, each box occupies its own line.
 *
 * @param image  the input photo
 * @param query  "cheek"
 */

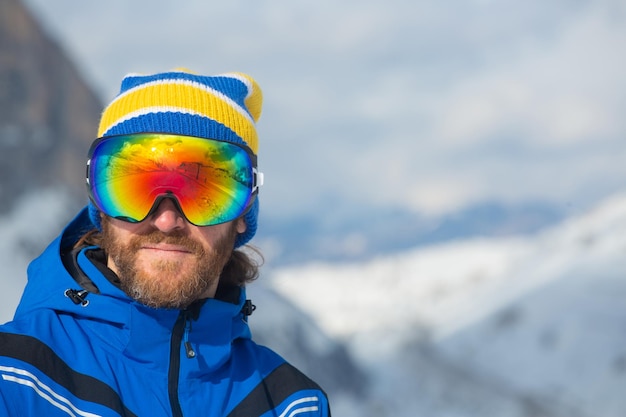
xmin=195 ymin=222 xmax=239 ymax=248
xmin=107 ymin=217 xmax=144 ymax=235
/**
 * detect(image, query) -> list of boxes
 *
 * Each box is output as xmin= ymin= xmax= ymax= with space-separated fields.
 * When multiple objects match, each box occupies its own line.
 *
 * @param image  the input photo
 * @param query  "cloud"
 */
xmin=22 ymin=0 xmax=626 ymax=219
xmin=432 ymin=5 xmax=626 ymax=149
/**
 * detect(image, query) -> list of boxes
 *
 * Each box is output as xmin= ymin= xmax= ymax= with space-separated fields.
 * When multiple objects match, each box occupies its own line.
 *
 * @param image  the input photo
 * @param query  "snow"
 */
xmin=271 ymin=237 xmax=531 ymax=345
xmin=0 ymin=189 xmax=74 ymax=322
xmin=269 ymin=191 xmax=626 ymax=416
xmin=270 ymin=192 xmax=626 ymax=342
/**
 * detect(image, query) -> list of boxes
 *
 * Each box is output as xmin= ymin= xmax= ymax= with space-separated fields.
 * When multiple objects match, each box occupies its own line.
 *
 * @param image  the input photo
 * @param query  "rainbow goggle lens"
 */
xmin=86 ymin=133 xmax=263 ymax=227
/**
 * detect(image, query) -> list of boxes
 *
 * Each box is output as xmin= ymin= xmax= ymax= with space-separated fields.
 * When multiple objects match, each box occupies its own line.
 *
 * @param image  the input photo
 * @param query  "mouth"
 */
xmin=141 ymin=244 xmax=194 ymax=255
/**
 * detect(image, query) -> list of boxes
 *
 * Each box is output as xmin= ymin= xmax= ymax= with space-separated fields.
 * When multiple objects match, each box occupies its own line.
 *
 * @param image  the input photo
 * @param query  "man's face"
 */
xmin=100 ymin=198 xmax=247 ymax=309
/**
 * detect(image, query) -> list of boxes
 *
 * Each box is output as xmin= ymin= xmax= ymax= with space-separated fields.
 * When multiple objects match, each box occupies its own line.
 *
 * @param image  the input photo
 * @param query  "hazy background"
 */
xmin=21 ymin=0 xmax=626 ymax=249
xmin=3 ymin=1 xmax=626 ymax=415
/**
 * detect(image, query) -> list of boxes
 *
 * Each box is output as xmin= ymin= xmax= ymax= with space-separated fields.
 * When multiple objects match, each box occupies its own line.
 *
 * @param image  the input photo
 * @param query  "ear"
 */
xmin=235 ymin=217 xmax=247 ymax=234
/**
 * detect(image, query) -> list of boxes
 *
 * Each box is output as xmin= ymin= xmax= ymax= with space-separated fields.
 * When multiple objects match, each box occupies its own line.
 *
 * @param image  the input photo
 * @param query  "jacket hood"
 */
xmin=13 ymin=206 xmax=253 ymax=371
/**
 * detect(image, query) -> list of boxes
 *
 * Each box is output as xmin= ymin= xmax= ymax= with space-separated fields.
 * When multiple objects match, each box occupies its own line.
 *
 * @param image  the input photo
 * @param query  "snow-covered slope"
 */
xmin=270 ymin=192 xmax=626 ymax=416
xmin=436 ymin=195 xmax=626 ymax=417
xmin=0 ymin=189 xmax=75 ymax=321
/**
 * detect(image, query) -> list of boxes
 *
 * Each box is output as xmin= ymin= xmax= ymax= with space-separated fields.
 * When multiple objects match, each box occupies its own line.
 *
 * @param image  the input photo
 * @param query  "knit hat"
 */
xmin=88 ymin=69 xmax=263 ymax=248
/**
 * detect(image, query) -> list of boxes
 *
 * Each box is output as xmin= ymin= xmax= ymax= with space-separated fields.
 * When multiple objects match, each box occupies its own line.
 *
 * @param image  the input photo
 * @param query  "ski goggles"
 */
xmin=86 ymin=133 xmax=263 ymax=226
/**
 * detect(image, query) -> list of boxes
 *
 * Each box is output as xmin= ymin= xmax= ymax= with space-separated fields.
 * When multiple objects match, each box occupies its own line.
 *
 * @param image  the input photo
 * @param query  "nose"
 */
xmin=149 ymin=198 xmax=187 ymax=233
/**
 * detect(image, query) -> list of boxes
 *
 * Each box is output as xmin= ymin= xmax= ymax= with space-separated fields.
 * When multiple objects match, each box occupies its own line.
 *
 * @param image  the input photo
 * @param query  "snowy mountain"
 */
xmin=269 ymin=191 xmax=626 ymax=417
xmin=257 ymin=199 xmax=565 ymax=266
xmin=0 ymin=189 xmax=76 ymax=319
xmin=0 ymin=0 xmax=102 ymax=212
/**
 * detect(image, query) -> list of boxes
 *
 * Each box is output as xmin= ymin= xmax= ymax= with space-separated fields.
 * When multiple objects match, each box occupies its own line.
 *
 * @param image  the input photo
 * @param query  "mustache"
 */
xmin=129 ymin=230 xmax=204 ymax=252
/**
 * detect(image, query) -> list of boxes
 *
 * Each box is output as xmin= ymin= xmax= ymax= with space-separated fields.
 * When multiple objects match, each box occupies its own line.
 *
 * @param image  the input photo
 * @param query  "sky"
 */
xmin=21 ymin=0 xmax=626 ymax=222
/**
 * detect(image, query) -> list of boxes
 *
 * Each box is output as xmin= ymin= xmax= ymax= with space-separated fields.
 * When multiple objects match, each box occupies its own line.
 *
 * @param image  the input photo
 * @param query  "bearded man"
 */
xmin=0 ymin=69 xmax=330 ymax=417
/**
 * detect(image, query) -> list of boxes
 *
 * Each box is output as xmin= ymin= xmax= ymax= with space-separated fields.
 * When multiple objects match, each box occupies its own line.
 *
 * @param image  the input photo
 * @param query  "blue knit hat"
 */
xmin=88 ymin=69 xmax=262 ymax=247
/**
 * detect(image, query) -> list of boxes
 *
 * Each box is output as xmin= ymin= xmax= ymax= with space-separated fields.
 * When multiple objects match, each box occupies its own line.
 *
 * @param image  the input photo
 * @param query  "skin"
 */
xmin=100 ymin=198 xmax=246 ymax=309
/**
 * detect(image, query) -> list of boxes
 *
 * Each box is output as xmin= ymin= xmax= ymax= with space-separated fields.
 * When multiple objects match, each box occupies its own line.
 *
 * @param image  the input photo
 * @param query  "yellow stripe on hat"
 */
xmin=98 ymin=79 xmax=259 ymax=152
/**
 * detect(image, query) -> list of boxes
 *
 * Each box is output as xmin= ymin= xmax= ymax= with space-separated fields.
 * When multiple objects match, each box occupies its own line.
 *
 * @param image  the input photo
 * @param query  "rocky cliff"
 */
xmin=0 ymin=0 xmax=102 ymax=213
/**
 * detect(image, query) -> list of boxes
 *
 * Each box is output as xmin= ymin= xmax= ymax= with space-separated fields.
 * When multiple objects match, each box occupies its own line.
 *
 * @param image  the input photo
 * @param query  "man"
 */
xmin=0 ymin=70 xmax=331 ymax=416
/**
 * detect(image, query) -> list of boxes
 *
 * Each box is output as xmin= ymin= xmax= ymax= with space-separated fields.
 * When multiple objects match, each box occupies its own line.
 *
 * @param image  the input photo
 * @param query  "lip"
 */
xmin=141 ymin=244 xmax=193 ymax=254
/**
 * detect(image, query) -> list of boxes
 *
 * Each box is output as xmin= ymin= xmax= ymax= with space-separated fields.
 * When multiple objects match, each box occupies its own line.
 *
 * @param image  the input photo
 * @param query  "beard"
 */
xmin=100 ymin=218 xmax=238 ymax=309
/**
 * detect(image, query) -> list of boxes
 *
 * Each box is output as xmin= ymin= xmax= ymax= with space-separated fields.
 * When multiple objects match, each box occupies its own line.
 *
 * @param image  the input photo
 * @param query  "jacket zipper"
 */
xmin=168 ymin=310 xmax=190 ymax=417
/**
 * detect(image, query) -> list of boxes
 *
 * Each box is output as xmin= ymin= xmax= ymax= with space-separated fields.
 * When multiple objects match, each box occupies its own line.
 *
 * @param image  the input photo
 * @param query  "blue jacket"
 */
xmin=0 ymin=208 xmax=330 ymax=416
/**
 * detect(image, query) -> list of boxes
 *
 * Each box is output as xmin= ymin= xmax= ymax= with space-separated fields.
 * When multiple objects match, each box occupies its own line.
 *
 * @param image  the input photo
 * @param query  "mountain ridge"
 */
xmin=0 ymin=0 xmax=101 ymax=214
xmin=269 ymin=190 xmax=626 ymax=416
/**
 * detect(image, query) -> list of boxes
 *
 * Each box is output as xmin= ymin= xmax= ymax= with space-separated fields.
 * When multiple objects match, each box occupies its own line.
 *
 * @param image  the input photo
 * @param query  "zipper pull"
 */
xmin=184 ymin=341 xmax=196 ymax=358
xmin=183 ymin=313 xmax=196 ymax=359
